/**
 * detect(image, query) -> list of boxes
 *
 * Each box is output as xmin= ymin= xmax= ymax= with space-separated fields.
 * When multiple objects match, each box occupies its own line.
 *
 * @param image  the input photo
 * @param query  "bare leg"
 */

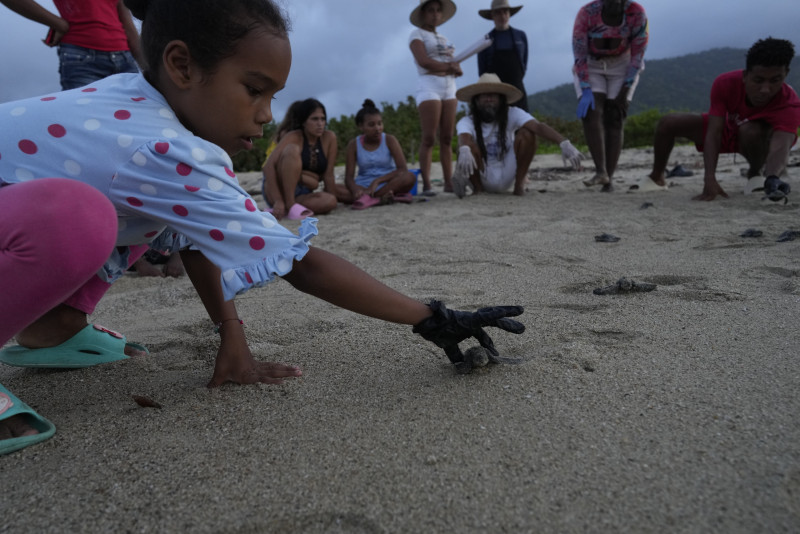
xmin=132 ymin=256 xmax=165 ymax=277
xmin=295 ymin=191 xmax=338 ymax=215
xmin=373 ymin=170 xmax=416 ymax=199
xmin=603 ymin=98 xmax=627 ymax=186
xmin=164 ymin=253 xmax=185 ymax=278
xmin=582 ymin=92 xmax=609 ymax=186
xmin=418 ymin=99 xmax=443 ymax=193
xmin=276 ymin=143 xmax=303 ymax=207
xmin=513 ymin=128 xmax=538 ymax=196
xmin=649 ymin=113 xmax=704 ymax=185
xmin=283 ymin=248 xmax=432 ymax=325
xmin=738 ymin=120 xmax=772 ymax=177
xmin=439 ymin=99 xmax=458 ymax=192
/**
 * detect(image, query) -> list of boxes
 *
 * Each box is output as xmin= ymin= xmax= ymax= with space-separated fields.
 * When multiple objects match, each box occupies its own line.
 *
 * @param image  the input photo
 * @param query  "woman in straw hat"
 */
xmin=408 ymin=0 xmax=461 ymax=196
xmin=477 ymin=0 xmax=529 ymax=112
xmin=572 ymin=0 xmax=648 ymax=192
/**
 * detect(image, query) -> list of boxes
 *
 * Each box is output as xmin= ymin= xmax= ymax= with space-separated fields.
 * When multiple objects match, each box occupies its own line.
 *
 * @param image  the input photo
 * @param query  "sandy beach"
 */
xmin=2 ymin=144 xmax=800 ymax=533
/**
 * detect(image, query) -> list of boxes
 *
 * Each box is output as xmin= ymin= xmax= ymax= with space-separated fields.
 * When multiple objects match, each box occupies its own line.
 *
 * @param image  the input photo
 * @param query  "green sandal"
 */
xmin=0 ymin=325 xmax=148 ymax=369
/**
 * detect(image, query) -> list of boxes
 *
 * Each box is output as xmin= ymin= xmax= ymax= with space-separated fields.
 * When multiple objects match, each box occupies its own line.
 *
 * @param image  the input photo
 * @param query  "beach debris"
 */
xmin=593 ymin=277 xmax=657 ymax=295
xmin=640 ymin=202 xmax=654 ymax=209
xmin=666 ymin=164 xmax=694 ymax=177
xmin=132 ymin=395 xmax=162 ymax=409
xmin=594 ymin=233 xmax=621 ymax=243
xmin=740 ymin=228 xmax=763 ymax=238
xmin=777 ymin=230 xmax=800 ymax=242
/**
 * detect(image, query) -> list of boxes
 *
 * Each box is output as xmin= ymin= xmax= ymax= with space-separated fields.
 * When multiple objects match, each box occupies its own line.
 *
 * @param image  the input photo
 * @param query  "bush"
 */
xmin=232 ymin=122 xmax=277 ymax=172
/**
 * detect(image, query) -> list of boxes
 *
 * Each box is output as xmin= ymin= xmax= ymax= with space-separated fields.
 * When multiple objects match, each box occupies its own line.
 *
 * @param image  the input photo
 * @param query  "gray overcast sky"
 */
xmin=1 ymin=1 xmax=799 ymax=121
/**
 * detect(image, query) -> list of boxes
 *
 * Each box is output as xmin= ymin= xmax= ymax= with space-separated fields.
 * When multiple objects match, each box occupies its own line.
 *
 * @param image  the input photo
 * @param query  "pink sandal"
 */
xmin=351 ymin=194 xmax=382 ymax=210
xmin=287 ymin=203 xmax=313 ymax=220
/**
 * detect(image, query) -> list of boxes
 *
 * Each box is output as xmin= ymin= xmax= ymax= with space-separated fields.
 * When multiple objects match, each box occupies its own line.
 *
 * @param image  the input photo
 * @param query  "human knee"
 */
xmin=738 ymin=120 xmax=771 ymax=147
xmin=515 ymin=127 xmax=537 ymax=149
xmin=603 ymin=100 xmax=626 ymax=129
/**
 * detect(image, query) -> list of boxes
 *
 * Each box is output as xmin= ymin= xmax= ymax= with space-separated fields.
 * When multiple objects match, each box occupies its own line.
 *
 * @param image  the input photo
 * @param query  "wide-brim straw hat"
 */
xmin=479 ymin=0 xmax=523 ymax=20
xmin=456 ymin=73 xmax=523 ymax=104
xmin=410 ymin=0 xmax=457 ymax=28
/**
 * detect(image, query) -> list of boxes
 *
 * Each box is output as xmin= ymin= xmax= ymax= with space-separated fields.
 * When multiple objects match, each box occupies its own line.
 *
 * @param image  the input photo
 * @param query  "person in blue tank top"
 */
xmin=344 ymin=99 xmax=417 ymax=209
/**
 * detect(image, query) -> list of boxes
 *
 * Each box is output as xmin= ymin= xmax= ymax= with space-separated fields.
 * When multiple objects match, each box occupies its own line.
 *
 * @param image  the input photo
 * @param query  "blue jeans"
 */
xmin=57 ymin=44 xmax=139 ymax=90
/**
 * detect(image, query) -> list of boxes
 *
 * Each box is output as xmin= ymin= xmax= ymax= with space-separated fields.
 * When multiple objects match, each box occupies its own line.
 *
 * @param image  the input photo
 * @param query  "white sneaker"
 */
xmin=743 ymin=175 xmax=763 ymax=195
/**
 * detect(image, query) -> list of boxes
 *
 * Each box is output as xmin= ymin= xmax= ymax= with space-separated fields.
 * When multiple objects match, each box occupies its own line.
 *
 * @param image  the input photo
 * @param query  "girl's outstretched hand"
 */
xmin=412 ymin=300 xmax=525 ymax=373
xmin=208 ymin=336 xmax=302 ymax=387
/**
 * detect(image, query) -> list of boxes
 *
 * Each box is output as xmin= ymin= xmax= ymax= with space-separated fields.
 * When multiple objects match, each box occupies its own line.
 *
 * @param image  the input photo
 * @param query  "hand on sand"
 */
xmin=693 ymin=182 xmax=729 ymax=201
xmin=208 ymin=340 xmax=302 ymax=387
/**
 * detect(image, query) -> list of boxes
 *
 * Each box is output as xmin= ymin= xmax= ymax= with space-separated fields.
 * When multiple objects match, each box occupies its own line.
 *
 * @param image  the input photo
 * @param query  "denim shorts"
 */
xmin=58 ymin=44 xmax=139 ymax=90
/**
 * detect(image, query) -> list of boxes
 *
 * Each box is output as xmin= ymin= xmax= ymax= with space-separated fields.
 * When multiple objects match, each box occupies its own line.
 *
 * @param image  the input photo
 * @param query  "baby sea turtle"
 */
xmin=594 ymin=233 xmax=621 ymax=243
xmin=457 ymin=346 xmax=524 ymax=374
xmin=593 ymin=277 xmax=657 ymax=295
xmin=777 ymin=230 xmax=800 ymax=242
xmin=740 ymin=228 xmax=763 ymax=238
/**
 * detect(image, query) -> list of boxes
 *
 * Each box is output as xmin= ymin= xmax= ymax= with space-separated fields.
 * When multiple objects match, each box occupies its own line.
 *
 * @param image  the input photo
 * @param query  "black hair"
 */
xmin=274 ymin=100 xmax=303 ymax=143
xmin=355 ymin=99 xmax=381 ymax=126
xmin=746 ymin=37 xmax=795 ymax=72
xmin=468 ymin=94 xmax=509 ymax=162
xmin=124 ymin=0 xmax=289 ymax=76
xmin=288 ymin=98 xmax=327 ymax=131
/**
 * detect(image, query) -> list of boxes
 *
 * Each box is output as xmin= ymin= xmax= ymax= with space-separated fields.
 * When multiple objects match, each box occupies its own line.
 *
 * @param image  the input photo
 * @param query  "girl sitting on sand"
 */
xmin=0 ymin=0 xmax=524 ymax=455
xmin=261 ymin=98 xmax=353 ymax=220
xmin=345 ymin=99 xmax=417 ymax=209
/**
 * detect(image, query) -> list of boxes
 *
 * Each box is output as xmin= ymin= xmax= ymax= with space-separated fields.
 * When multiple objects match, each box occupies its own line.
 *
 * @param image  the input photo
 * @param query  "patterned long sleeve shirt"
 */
xmin=572 ymin=0 xmax=649 ymax=89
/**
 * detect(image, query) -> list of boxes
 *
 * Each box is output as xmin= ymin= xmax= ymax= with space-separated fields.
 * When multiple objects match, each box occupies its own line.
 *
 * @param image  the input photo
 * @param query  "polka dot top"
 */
xmin=0 ymin=73 xmax=318 ymax=301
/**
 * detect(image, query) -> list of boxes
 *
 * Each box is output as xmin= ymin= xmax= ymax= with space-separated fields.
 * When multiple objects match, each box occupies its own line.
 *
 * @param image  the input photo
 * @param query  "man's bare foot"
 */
xmin=513 ymin=184 xmax=526 ymax=196
xmin=0 ymin=414 xmax=38 ymax=440
xmin=164 ymin=254 xmax=185 ymax=278
xmin=648 ymin=173 xmax=668 ymax=187
xmin=133 ymin=257 xmax=165 ymax=277
xmin=583 ymin=173 xmax=610 ymax=187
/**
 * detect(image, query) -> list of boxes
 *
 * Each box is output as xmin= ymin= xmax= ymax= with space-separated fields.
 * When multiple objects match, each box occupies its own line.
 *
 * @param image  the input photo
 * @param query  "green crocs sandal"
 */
xmin=0 ymin=384 xmax=56 ymax=455
xmin=0 ymin=325 xmax=148 ymax=369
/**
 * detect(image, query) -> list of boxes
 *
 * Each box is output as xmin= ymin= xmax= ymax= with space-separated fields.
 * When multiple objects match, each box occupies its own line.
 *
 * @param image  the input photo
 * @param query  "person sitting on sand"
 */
xmin=642 ymin=37 xmax=800 ymax=202
xmin=344 ymin=99 xmax=417 ymax=210
xmin=452 ymin=73 xmax=584 ymax=197
xmin=0 ymin=0 xmax=525 ymax=456
xmin=261 ymin=98 xmax=354 ymax=220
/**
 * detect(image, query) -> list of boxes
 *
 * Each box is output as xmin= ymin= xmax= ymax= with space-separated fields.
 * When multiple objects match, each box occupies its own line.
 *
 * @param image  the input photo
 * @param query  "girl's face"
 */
xmin=174 ymin=27 xmax=291 ymax=155
xmin=421 ymin=1 xmax=443 ymax=28
xmin=303 ymin=107 xmax=326 ymax=138
xmin=359 ymin=112 xmax=383 ymax=140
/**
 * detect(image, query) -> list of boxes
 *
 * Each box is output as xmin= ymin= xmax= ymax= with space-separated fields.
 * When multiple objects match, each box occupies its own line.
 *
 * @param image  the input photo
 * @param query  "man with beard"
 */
xmin=452 ymin=73 xmax=583 ymax=197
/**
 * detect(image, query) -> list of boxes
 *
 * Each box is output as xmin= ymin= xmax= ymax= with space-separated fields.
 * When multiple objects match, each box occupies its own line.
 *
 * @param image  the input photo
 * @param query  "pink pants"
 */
xmin=0 ymin=179 xmax=145 ymax=346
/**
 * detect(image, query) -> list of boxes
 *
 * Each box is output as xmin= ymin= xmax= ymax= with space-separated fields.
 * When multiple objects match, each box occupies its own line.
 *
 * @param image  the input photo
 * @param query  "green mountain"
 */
xmin=529 ymin=47 xmax=800 ymax=120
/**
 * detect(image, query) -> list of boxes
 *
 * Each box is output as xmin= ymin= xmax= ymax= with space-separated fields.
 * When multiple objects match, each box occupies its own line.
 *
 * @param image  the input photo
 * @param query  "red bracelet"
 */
xmin=214 ymin=318 xmax=243 ymax=333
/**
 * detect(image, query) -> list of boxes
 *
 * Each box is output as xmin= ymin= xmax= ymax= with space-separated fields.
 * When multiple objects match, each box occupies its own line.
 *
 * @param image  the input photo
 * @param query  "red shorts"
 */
xmin=696 ymin=113 xmax=739 ymax=153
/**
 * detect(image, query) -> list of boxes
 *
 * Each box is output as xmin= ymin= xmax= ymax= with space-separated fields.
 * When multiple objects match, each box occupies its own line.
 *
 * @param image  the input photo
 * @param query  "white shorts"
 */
xmin=416 ymin=74 xmax=457 ymax=103
xmin=481 ymin=143 xmax=518 ymax=193
xmin=572 ymin=50 xmax=642 ymax=101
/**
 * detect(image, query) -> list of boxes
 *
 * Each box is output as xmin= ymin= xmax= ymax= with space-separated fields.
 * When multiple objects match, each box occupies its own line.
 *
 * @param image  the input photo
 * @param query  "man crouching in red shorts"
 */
xmin=645 ymin=37 xmax=799 ymax=202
